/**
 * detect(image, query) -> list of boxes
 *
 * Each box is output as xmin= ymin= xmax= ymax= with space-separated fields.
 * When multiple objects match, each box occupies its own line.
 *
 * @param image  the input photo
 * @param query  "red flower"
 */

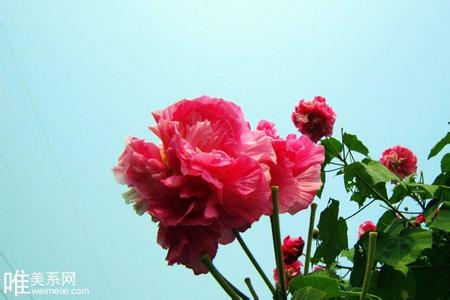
xmin=282 ymin=236 xmax=305 ymax=264
xmin=380 ymin=145 xmax=417 ymax=178
xmin=291 ymin=96 xmax=336 ymax=143
xmin=415 ymin=214 xmax=426 ymax=225
xmin=358 ymin=220 xmax=377 ymax=238
xmin=273 ymin=260 xmax=303 ymax=287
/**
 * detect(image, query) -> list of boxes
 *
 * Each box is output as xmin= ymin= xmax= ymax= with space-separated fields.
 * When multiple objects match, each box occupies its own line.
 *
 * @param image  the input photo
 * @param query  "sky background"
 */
xmin=0 ymin=1 xmax=449 ymax=299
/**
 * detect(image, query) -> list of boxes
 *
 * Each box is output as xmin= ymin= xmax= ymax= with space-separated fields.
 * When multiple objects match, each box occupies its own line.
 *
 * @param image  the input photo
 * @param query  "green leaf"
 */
xmin=431 ymin=201 xmax=450 ymax=232
xmin=377 ymin=210 xmax=396 ymax=232
xmin=389 ymin=183 xmax=407 ymax=204
xmin=441 ymin=153 xmax=450 ymax=173
xmin=363 ymin=159 xmax=400 ymax=184
xmin=292 ymin=287 xmax=327 ymax=300
xmin=428 ymin=132 xmax=450 ymax=159
xmin=375 ymin=229 xmax=433 ymax=274
xmin=313 ymin=200 xmax=348 ymax=265
xmin=321 ymin=137 xmax=343 ymax=164
xmin=343 ymin=133 xmax=369 ymax=156
xmin=289 ymin=276 xmax=341 ymax=299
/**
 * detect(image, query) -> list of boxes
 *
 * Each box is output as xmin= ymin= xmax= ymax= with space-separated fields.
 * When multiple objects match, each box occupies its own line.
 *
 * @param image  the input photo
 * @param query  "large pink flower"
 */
xmin=380 ymin=145 xmax=417 ymax=178
xmin=266 ymin=134 xmax=324 ymax=214
xmin=292 ymin=96 xmax=336 ymax=143
xmin=113 ymin=96 xmax=274 ymax=273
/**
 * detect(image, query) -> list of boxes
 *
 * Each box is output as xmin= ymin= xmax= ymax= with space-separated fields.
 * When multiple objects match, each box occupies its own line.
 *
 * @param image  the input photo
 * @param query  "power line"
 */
xmin=0 ymin=251 xmax=34 ymax=300
xmin=0 ymin=154 xmax=63 ymax=269
xmin=0 ymin=21 xmax=115 ymax=299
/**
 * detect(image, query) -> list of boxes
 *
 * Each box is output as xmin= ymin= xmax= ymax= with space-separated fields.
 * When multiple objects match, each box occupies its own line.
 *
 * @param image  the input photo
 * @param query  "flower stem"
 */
xmin=269 ymin=186 xmax=287 ymax=300
xmin=201 ymin=255 xmax=241 ymax=300
xmin=360 ymin=232 xmax=378 ymax=300
xmin=304 ymin=203 xmax=318 ymax=275
xmin=233 ymin=230 xmax=276 ymax=294
xmin=244 ymin=278 xmax=259 ymax=300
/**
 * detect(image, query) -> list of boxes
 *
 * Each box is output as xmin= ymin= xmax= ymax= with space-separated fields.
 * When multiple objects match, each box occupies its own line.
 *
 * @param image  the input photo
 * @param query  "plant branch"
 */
xmin=244 ymin=278 xmax=259 ymax=300
xmin=304 ymin=203 xmax=318 ymax=275
xmin=360 ymin=232 xmax=378 ymax=300
xmin=344 ymin=200 xmax=375 ymax=220
xmin=270 ymin=186 xmax=287 ymax=300
xmin=201 ymin=256 xmax=241 ymax=300
xmin=233 ymin=230 xmax=275 ymax=294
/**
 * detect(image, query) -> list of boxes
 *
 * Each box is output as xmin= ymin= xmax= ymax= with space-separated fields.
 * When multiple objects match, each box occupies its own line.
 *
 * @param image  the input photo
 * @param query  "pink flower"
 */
xmin=380 ymin=145 xmax=417 ymax=178
xmin=113 ymin=96 xmax=274 ymax=273
xmin=273 ymin=260 xmax=303 ymax=287
xmin=282 ymin=236 xmax=305 ymax=264
xmin=257 ymin=119 xmax=280 ymax=139
xmin=415 ymin=214 xmax=426 ymax=225
xmin=291 ymin=96 xmax=336 ymax=143
xmin=358 ymin=220 xmax=377 ymax=239
xmin=267 ymin=134 xmax=324 ymax=214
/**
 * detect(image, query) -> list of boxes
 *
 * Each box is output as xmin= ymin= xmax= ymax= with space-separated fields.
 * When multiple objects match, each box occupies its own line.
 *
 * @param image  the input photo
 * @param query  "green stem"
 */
xmin=233 ymin=230 xmax=276 ymax=294
xmin=270 ymin=186 xmax=287 ymax=300
xmin=244 ymin=278 xmax=259 ymax=300
xmin=201 ymin=256 xmax=241 ymax=300
xmin=360 ymin=232 xmax=378 ymax=300
xmin=304 ymin=203 xmax=318 ymax=275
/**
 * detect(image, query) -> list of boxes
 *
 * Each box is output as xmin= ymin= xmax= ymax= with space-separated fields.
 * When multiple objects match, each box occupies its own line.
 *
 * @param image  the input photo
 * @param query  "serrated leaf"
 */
xmin=313 ymin=200 xmax=348 ymax=265
xmin=375 ymin=230 xmax=432 ymax=274
xmin=343 ymin=132 xmax=369 ymax=156
xmin=289 ymin=276 xmax=341 ymax=299
xmin=430 ymin=201 xmax=450 ymax=232
xmin=428 ymin=132 xmax=450 ymax=159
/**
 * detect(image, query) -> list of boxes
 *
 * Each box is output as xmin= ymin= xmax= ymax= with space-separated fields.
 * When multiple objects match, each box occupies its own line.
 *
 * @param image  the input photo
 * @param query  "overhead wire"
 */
xmin=0 ymin=20 xmax=115 ymax=299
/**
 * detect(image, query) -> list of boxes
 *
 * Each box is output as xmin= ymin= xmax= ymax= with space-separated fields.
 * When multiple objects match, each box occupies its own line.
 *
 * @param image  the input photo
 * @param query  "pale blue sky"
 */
xmin=1 ymin=1 xmax=449 ymax=299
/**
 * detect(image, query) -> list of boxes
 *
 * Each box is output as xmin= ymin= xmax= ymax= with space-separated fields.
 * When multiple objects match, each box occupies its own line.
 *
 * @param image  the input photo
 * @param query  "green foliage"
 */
xmin=290 ymin=276 xmax=341 ymax=299
xmin=431 ymin=201 xmax=450 ymax=232
xmin=428 ymin=132 xmax=450 ymax=159
xmin=343 ymin=160 xmax=398 ymax=206
xmin=343 ymin=133 xmax=369 ymax=156
xmin=313 ymin=200 xmax=348 ymax=265
xmin=375 ymin=229 xmax=432 ymax=274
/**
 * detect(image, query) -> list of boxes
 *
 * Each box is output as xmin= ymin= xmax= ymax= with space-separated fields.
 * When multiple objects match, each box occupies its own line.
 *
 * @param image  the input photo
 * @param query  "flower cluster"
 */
xmin=113 ymin=96 xmax=325 ymax=273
